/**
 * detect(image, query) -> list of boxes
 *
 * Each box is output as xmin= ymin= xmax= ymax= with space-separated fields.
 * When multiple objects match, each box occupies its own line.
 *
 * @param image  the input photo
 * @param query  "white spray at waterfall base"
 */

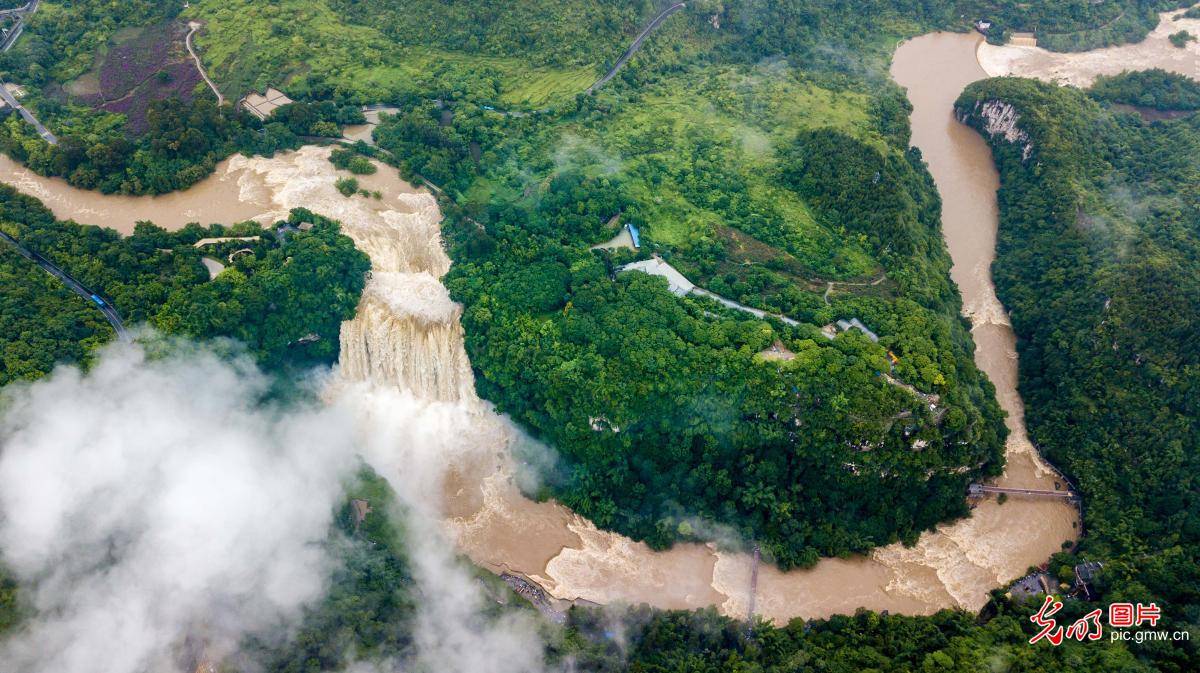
xmin=0 ymin=339 xmax=356 ymax=673
xmin=333 ymin=382 xmax=551 ymax=673
xmin=227 ymin=145 xmax=557 ymax=671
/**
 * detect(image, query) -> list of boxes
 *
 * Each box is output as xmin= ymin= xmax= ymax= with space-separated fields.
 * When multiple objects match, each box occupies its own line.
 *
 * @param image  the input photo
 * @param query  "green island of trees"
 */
xmin=1090 ymin=69 xmax=1200 ymax=111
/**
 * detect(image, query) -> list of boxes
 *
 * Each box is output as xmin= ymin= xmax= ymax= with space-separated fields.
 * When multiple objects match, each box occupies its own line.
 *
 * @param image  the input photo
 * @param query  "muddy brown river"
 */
xmin=0 ymin=32 xmax=1089 ymax=622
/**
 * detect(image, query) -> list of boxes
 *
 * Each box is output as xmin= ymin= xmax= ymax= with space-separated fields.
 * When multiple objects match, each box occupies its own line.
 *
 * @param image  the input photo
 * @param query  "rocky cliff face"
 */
xmin=960 ymin=100 xmax=1034 ymax=161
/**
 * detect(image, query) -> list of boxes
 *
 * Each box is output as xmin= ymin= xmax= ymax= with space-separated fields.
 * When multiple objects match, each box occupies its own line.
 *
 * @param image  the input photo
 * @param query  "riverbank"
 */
xmin=978 ymin=7 xmax=1200 ymax=87
xmin=0 ymin=150 xmax=421 ymax=235
xmin=0 ymin=117 xmax=1076 ymax=623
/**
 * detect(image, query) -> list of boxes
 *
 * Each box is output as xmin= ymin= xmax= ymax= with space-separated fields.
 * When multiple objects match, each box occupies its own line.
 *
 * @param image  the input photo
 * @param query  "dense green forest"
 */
xmin=0 ymin=95 xmax=360 ymax=195
xmin=362 ymin=13 xmax=1012 ymax=565
xmin=0 ymin=0 xmax=1190 ymax=567
xmin=1090 ymin=69 xmax=1200 ymax=110
xmin=0 ymin=188 xmax=369 ymax=382
xmin=0 ymin=0 xmax=1198 ymax=670
xmin=247 ymin=467 xmax=422 ymax=673
xmin=560 ymin=602 xmax=1160 ymax=672
xmin=958 ymin=75 xmax=1199 ymax=672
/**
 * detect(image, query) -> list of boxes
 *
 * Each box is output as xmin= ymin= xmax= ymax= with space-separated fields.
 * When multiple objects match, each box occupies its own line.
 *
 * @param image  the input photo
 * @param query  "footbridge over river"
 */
xmin=968 ymin=483 xmax=1079 ymax=501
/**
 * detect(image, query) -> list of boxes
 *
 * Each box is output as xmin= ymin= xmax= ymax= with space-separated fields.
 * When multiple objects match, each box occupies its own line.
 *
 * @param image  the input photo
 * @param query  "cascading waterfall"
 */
xmin=0 ymin=140 xmax=1082 ymax=626
xmin=328 ymin=177 xmax=476 ymax=402
xmin=223 ymin=146 xmax=476 ymax=402
xmin=338 ymin=274 xmax=475 ymax=403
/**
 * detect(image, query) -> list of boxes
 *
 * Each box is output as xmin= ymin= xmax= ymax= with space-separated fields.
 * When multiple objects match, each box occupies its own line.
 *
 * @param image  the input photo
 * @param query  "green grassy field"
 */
xmin=534 ymin=65 xmax=878 ymax=281
xmin=188 ymin=0 xmax=597 ymax=107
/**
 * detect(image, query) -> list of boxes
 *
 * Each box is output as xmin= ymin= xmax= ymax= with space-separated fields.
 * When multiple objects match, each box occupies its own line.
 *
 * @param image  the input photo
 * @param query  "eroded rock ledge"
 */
xmin=959 ymin=99 xmax=1034 ymax=161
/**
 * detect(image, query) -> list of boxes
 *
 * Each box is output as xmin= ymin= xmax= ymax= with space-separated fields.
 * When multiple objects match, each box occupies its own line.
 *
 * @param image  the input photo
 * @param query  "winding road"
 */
xmin=0 ymin=230 xmax=130 ymax=341
xmin=587 ymin=2 xmax=687 ymax=93
xmin=0 ymin=0 xmax=33 ymax=51
xmin=0 ymin=0 xmax=55 ymax=144
xmin=185 ymin=21 xmax=224 ymax=105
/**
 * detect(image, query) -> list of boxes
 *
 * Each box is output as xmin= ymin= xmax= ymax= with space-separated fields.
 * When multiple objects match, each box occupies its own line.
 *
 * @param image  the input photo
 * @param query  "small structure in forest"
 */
xmin=1010 ymin=32 xmax=1038 ymax=47
xmin=1010 ymin=572 xmax=1052 ymax=600
xmin=626 ymin=223 xmax=641 ymax=248
xmin=241 ymin=87 xmax=293 ymax=120
xmin=834 ymin=318 xmax=879 ymax=342
xmin=758 ymin=340 xmax=796 ymax=361
xmin=1074 ymin=561 xmax=1104 ymax=600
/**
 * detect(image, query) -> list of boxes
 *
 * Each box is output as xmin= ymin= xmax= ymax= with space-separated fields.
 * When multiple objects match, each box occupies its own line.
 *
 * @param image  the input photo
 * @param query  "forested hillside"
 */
xmin=0 ymin=0 xmax=1187 ymax=568
xmin=0 ymin=0 xmax=1197 ymax=670
xmin=362 ymin=6 xmax=1016 ymax=565
xmin=0 ymin=189 xmax=369 ymax=382
xmin=958 ymin=75 xmax=1199 ymax=672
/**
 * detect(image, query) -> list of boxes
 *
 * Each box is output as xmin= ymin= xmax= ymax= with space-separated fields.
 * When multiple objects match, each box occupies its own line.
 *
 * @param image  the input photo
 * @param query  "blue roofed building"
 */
xmin=625 ymin=223 xmax=641 ymax=249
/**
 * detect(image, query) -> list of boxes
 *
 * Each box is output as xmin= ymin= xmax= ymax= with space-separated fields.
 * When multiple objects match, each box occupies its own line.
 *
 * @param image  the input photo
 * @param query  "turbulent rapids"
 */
xmin=0 ymin=141 xmax=1076 ymax=623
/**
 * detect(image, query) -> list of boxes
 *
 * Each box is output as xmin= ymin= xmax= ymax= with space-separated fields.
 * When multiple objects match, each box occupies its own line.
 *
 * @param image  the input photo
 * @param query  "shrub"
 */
xmin=335 ymin=177 xmax=359 ymax=197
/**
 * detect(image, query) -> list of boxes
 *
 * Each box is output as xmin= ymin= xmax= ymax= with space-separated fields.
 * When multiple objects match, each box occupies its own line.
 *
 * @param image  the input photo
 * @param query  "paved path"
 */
xmin=0 ymin=0 xmax=34 ymax=52
xmin=0 ymin=0 xmax=54 ymax=144
xmin=0 ymin=230 xmax=130 ymax=340
xmin=619 ymin=256 xmax=801 ymax=326
xmin=970 ymin=484 xmax=1078 ymax=499
xmin=0 ymin=83 xmax=55 ymax=144
xmin=185 ymin=21 xmax=224 ymax=105
xmin=588 ymin=2 xmax=686 ymax=93
xmin=0 ymin=1 xmax=31 ymax=17
xmin=192 ymin=236 xmax=260 ymax=247
xmin=692 ymin=288 xmax=799 ymax=326
xmin=823 ymin=273 xmax=887 ymax=305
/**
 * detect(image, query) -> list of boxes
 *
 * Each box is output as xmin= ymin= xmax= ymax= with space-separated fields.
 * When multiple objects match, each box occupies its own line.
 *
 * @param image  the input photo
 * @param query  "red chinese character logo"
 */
xmin=1065 ymin=608 xmax=1103 ymax=641
xmin=1109 ymin=602 xmax=1135 ymax=627
xmin=1136 ymin=603 xmax=1161 ymax=627
xmin=1030 ymin=595 xmax=1064 ymax=645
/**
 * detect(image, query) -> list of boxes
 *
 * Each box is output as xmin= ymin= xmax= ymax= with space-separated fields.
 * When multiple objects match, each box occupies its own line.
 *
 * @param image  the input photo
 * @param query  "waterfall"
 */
xmin=338 ymin=271 xmax=476 ymax=403
xmin=222 ymin=146 xmax=476 ymax=401
xmin=327 ymin=172 xmax=474 ymax=402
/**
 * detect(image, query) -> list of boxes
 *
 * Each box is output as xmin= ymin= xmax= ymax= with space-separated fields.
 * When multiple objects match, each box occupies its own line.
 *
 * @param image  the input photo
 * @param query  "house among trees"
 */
xmin=625 ymin=223 xmax=641 ymax=249
xmin=1074 ymin=561 xmax=1104 ymax=599
xmin=591 ymin=222 xmax=641 ymax=251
